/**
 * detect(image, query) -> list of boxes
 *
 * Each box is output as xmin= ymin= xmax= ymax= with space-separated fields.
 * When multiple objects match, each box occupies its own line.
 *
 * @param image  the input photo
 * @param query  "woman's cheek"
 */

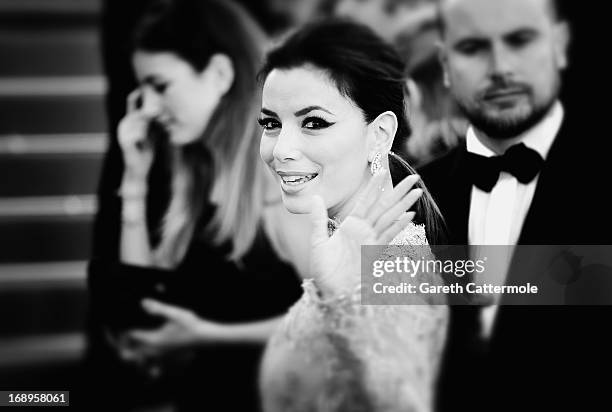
xmin=259 ymin=135 xmax=273 ymax=163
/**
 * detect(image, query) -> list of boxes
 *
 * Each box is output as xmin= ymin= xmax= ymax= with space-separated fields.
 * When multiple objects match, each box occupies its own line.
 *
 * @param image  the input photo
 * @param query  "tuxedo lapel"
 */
xmin=517 ymin=127 xmax=568 ymax=244
xmin=445 ymin=146 xmax=472 ymax=244
xmin=516 ymin=116 xmax=589 ymax=244
xmin=501 ymin=122 xmax=571 ymax=304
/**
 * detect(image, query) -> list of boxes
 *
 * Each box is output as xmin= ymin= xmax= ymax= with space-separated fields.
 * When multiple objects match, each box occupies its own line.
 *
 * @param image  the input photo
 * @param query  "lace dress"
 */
xmin=259 ymin=222 xmax=448 ymax=412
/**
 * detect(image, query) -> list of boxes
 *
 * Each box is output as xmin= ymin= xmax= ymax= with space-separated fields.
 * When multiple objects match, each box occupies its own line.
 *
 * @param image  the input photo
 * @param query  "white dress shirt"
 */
xmin=467 ymin=102 xmax=564 ymax=338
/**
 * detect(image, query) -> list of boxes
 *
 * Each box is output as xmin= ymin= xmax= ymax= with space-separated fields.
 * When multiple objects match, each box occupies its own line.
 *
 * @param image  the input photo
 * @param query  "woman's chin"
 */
xmin=281 ymin=195 xmax=315 ymax=215
xmin=168 ymin=131 xmax=200 ymax=147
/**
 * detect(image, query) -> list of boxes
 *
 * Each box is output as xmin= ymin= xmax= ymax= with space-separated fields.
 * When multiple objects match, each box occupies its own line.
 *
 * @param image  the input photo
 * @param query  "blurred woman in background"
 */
xmin=87 ymin=0 xmax=305 ymax=410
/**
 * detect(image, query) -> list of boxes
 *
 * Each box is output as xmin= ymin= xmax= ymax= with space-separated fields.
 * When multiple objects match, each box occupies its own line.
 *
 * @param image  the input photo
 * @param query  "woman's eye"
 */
xmin=302 ymin=117 xmax=333 ymax=130
xmin=258 ymin=118 xmax=281 ymax=130
xmin=152 ymin=82 xmax=168 ymax=94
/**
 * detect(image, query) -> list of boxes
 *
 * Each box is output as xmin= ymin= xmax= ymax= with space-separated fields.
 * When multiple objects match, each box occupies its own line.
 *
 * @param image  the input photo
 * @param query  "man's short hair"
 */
xmin=435 ymin=0 xmax=565 ymax=36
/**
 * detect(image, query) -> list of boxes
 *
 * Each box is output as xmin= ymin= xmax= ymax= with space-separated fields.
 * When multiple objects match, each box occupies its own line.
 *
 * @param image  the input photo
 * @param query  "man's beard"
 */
xmin=457 ymin=81 xmax=559 ymax=139
xmin=459 ymin=100 xmax=554 ymax=139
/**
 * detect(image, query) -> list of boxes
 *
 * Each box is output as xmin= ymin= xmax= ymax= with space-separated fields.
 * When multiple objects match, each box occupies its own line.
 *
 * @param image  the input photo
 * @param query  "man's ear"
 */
xmin=205 ymin=53 xmax=235 ymax=96
xmin=369 ymin=111 xmax=398 ymax=157
xmin=553 ymin=21 xmax=571 ymax=70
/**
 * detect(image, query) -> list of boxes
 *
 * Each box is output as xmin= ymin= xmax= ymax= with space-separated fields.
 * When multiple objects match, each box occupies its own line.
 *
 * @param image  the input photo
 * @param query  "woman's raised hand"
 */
xmin=309 ymin=170 xmax=423 ymax=297
xmin=118 ymin=89 xmax=157 ymax=182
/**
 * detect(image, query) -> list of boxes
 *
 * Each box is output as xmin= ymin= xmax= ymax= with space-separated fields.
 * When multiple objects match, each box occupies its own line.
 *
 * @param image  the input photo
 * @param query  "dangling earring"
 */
xmin=370 ymin=152 xmax=383 ymax=175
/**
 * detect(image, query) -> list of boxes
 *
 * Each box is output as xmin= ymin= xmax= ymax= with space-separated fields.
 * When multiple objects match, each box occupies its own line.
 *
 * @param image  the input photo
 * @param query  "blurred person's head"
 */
xmin=437 ymin=0 xmax=570 ymax=140
xmin=264 ymin=0 xmax=331 ymax=30
xmin=132 ymin=0 xmax=264 ymax=148
xmin=334 ymin=0 xmax=465 ymax=167
xmin=132 ymin=0 xmax=268 ymax=261
xmin=258 ymin=19 xmax=441 ymax=237
xmin=334 ymin=0 xmax=436 ymax=50
xmin=131 ymin=51 xmax=231 ymax=147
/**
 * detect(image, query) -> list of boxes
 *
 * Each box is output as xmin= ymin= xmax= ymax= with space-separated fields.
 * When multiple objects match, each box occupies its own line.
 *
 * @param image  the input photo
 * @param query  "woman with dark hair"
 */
xmin=256 ymin=20 xmax=448 ymax=412
xmin=87 ymin=0 xmax=304 ymax=410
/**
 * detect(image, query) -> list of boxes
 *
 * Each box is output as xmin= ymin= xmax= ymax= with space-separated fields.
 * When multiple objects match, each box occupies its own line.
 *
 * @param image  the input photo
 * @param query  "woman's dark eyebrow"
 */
xmin=142 ymin=75 xmax=162 ymax=84
xmin=294 ymin=106 xmax=333 ymax=117
xmin=260 ymin=108 xmax=278 ymax=117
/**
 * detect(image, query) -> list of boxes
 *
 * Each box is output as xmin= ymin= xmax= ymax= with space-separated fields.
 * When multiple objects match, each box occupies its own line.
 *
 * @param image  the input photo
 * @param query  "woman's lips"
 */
xmin=280 ymin=173 xmax=318 ymax=185
xmin=276 ymin=171 xmax=319 ymax=194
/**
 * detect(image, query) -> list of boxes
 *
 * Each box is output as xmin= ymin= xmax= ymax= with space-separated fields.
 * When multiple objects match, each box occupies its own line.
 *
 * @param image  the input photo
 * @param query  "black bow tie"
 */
xmin=467 ymin=143 xmax=544 ymax=192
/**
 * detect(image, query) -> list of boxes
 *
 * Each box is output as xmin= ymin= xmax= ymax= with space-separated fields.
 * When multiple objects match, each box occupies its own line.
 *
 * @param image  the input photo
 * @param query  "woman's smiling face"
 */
xmin=259 ymin=65 xmax=374 ymax=216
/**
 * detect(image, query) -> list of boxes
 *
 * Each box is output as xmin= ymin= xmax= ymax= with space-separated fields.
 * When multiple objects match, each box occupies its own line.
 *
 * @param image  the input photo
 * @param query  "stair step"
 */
xmin=0 ymin=260 xmax=87 ymax=284
xmin=0 ymin=213 xmax=94 ymax=263
xmin=0 ymin=133 xmax=106 ymax=155
xmin=0 ymin=151 xmax=103 ymax=197
xmin=0 ymin=76 xmax=106 ymax=97
xmin=0 ymin=262 xmax=87 ymax=337
xmin=0 ymin=333 xmax=85 ymax=368
xmin=0 ymin=332 xmax=85 ymax=389
xmin=0 ymin=0 xmax=101 ymax=15
xmin=0 ymin=94 xmax=106 ymax=134
xmin=0 ymin=28 xmax=101 ymax=76
xmin=0 ymin=195 xmax=96 ymax=217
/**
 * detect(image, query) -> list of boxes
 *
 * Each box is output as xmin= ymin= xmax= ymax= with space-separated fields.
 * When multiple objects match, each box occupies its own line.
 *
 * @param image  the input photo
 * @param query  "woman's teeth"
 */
xmin=281 ymin=174 xmax=317 ymax=185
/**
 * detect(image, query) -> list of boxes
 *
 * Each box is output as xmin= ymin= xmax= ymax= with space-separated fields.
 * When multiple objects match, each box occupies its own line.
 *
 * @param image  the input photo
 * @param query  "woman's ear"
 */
xmin=205 ymin=53 xmax=235 ymax=96
xmin=369 ymin=111 xmax=398 ymax=155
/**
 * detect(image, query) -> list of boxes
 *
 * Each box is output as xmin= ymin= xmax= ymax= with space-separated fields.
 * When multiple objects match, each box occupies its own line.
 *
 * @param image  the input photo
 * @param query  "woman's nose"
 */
xmin=140 ymin=88 xmax=162 ymax=118
xmin=272 ymin=127 xmax=302 ymax=162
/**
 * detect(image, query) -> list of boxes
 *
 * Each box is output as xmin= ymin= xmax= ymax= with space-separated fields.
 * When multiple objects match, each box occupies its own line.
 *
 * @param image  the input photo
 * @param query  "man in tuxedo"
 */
xmin=420 ymin=0 xmax=612 ymax=410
